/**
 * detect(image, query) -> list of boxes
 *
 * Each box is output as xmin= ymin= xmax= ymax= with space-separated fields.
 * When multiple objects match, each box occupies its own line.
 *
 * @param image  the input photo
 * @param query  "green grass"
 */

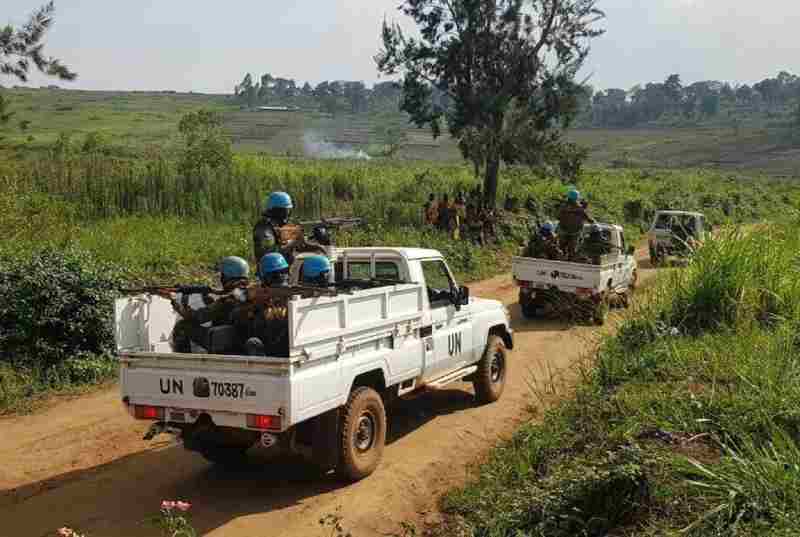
xmin=441 ymin=222 xmax=800 ymax=536
xmin=3 ymin=88 xmax=800 ymax=176
xmin=2 ymin=145 xmax=800 ymax=414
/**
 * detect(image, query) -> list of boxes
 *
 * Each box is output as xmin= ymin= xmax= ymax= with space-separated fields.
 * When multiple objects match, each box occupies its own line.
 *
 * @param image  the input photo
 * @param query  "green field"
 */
xmin=3 ymin=86 xmax=800 ymax=536
xmin=3 ymin=88 xmax=800 ymax=175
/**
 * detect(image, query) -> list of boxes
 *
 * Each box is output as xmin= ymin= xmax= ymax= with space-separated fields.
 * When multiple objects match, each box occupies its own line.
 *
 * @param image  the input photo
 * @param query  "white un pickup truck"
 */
xmin=512 ymin=223 xmax=638 ymax=325
xmin=115 ymin=247 xmax=513 ymax=481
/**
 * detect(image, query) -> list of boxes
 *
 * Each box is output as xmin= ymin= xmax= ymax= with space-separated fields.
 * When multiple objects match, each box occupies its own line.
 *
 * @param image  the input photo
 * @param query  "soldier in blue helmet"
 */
xmin=300 ymin=255 xmax=332 ymax=288
xmin=252 ymin=191 xmax=306 ymax=264
xmin=579 ymin=223 xmax=616 ymax=265
xmin=246 ymin=252 xmax=292 ymax=357
xmin=259 ymin=252 xmax=290 ymax=287
xmin=558 ymin=189 xmax=595 ymax=260
xmin=171 ymin=256 xmax=251 ymax=353
xmin=525 ymin=221 xmax=563 ymax=260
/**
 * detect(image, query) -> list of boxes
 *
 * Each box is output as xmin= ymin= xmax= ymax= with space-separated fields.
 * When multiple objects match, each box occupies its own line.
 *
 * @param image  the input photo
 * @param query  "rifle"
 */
xmin=119 ymin=285 xmax=225 ymax=297
xmin=299 ymin=217 xmax=363 ymax=229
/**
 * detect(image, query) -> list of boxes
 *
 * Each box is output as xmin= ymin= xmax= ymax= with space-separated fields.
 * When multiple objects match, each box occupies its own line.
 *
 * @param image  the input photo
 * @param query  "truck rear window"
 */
xmin=334 ymin=261 xmax=401 ymax=282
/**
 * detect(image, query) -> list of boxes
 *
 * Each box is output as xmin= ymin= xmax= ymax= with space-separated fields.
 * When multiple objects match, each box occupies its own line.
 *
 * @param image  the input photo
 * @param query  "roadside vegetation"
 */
xmin=441 ymin=221 xmax=800 ymax=536
xmin=2 ymin=138 xmax=799 ymax=414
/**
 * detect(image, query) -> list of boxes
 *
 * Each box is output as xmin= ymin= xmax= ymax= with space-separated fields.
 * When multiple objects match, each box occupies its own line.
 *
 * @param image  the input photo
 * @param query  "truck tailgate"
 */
xmin=512 ymin=256 xmax=604 ymax=290
xmin=120 ymin=353 xmax=291 ymax=431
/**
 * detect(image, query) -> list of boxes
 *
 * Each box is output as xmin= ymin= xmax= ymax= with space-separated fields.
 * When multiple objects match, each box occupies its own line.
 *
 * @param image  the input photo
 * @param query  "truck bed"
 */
xmin=116 ymin=281 xmax=428 ymax=429
xmin=511 ymin=255 xmax=620 ymax=292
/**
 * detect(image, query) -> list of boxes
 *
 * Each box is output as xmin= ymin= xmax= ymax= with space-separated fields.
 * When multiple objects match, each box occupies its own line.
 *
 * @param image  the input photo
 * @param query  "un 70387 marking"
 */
xmin=211 ymin=382 xmax=246 ymax=399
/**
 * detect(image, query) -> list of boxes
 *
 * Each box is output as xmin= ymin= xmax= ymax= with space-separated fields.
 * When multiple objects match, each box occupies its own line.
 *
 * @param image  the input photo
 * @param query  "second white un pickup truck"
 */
xmin=115 ymin=247 xmax=513 ymax=481
xmin=512 ymin=223 xmax=638 ymax=325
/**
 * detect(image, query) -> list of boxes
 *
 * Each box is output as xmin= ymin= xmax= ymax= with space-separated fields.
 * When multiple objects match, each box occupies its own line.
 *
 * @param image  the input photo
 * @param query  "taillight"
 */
xmin=518 ymin=280 xmax=531 ymax=289
xmin=575 ymin=287 xmax=592 ymax=297
xmin=134 ymin=405 xmax=164 ymax=420
xmin=247 ymin=414 xmax=281 ymax=431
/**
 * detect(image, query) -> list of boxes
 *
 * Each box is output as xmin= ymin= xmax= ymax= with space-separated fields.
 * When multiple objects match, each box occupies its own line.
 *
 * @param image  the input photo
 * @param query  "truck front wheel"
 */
xmin=338 ymin=387 xmax=386 ymax=481
xmin=473 ymin=335 xmax=507 ymax=404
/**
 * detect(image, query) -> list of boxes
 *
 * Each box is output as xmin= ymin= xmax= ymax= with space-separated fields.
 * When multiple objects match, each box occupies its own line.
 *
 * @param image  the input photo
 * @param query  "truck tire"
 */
xmin=473 ymin=335 xmax=507 ymax=404
xmin=630 ymin=269 xmax=639 ymax=293
xmin=338 ymin=387 xmax=386 ymax=481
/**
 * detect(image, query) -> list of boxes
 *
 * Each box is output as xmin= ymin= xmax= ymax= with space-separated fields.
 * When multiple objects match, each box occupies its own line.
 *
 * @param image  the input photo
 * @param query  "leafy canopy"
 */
xmin=376 ymin=0 xmax=603 ymax=202
xmin=1 ymin=2 xmax=76 ymax=82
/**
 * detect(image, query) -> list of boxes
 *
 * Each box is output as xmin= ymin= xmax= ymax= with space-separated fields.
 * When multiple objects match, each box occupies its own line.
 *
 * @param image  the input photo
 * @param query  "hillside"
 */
xmin=2 ymin=88 xmax=800 ymax=175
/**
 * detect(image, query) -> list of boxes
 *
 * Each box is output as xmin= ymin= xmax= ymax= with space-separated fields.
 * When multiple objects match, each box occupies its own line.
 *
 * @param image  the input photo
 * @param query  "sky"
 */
xmin=4 ymin=0 xmax=800 ymax=93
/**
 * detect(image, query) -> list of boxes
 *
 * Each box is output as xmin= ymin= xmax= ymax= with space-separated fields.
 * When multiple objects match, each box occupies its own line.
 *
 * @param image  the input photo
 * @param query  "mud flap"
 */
xmin=311 ymin=407 xmax=341 ymax=470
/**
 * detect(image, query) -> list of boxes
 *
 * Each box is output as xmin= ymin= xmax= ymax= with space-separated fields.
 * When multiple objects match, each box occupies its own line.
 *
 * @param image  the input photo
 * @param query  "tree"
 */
xmin=376 ymin=0 xmax=604 ymax=206
xmin=1 ymin=2 xmax=76 ymax=82
xmin=700 ymin=93 xmax=720 ymax=118
xmin=663 ymin=74 xmax=682 ymax=115
xmin=177 ymin=110 xmax=233 ymax=177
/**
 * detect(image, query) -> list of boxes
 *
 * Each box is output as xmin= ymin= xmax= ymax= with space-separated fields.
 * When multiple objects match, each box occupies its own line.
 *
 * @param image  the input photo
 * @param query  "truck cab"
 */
xmin=115 ymin=247 xmax=513 ymax=481
xmin=647 ymin=210 xmax=706 ymax=264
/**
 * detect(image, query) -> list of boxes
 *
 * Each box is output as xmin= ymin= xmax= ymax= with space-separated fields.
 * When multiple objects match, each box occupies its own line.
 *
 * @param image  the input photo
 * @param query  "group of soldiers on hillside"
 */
xmin=525 ymin=189 xmax=618 ymax=264
xmin=423 ymin=187 xmax=498 ymax=244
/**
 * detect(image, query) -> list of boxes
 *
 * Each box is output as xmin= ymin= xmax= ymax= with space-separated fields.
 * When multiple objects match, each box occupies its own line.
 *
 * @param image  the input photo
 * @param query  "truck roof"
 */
xmin=330 ymin=247 xmax=443 ymax=261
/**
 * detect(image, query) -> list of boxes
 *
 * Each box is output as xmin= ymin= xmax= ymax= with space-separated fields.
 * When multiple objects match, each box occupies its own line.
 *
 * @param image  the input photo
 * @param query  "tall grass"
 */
xmin=6 ymin=153 xmax=798 ymax=228
xmin=442 ymin=220 xmax=800 ymax=537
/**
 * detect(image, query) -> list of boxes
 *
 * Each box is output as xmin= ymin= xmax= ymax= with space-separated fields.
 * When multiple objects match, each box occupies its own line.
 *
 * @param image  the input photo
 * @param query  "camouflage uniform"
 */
xmin=558 ymin=202 xmax=595 ymax=260
xmin=252 ymin=219 xmax=305 ymax=265
xmin=245 ymin=290 xmax=290 ymax=357
xmin=526 ymin=235 xmax=563 ymax=260
xmin=171 ymin=280 xmax=250 ymax=352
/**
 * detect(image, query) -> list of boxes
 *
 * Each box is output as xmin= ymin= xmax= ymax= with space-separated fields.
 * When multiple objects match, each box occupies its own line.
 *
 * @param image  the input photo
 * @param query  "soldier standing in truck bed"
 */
xmin=252 ymin=191 xmax=305 ymax=265
xmin=558 ymin=189 xmax=595 ymax=260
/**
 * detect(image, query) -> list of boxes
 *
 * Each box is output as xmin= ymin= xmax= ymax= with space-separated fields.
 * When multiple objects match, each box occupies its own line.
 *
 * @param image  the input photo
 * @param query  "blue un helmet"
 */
xmin=264 ymin=191 xmax=293 ymax=225
xmin=219 ymin=256 xmax=250 ymax=285
xmin=259 ymin=253 xmax=290 ymax=286
xmin=540 ymin=221 xmax=555 ymax=237
xmin=259 ymin=252 xmax=289 ymax=276
xmin=301 ymin=255 xmax=332 ymax=285
xmin=265 ymin=191 xmax=293 ymax=211
xmin=567 ymin=189 xmax=580 ymax=203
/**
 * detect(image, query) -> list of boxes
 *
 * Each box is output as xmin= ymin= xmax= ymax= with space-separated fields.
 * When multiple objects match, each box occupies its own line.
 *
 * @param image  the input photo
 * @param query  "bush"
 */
xmin=0 ymin=247 xmax=123 ymax=370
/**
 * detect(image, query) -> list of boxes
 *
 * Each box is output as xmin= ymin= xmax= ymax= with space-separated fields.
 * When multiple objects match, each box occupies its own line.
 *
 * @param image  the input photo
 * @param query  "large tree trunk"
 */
xmin=483 ymin=154 xmax=500 ymax=207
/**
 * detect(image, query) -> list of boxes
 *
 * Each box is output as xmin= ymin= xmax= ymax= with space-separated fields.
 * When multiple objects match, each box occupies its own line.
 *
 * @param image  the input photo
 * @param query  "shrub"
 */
xmin=0 ymin=247 xmax=123 ymax=370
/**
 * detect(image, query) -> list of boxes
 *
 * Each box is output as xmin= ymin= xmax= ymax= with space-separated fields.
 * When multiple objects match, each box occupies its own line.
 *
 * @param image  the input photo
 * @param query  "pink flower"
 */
xmin=57 ymin=529 xmax=74 ymax=537
xmin=161 ymin=500 xmax=176 ymax=511
xmin=175 ymin=501 xmax=191 ymax=512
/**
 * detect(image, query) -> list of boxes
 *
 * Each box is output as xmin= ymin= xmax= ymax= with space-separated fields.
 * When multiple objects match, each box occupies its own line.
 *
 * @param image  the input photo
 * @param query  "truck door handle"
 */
xmin=457 ymin=319 xmax=468 ymax=325
xmin=435 ymin=323 xmax=444 ymax=329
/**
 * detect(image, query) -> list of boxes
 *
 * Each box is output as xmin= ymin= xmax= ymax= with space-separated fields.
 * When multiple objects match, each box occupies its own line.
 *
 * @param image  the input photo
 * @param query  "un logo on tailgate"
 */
xmin=193 ymin=377 xmax=210 ymax=398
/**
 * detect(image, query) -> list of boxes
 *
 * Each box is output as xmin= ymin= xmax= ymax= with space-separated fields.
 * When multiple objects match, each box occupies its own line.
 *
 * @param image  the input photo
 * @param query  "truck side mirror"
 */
xmin=459 ymin=285 xmax=470 ymax=305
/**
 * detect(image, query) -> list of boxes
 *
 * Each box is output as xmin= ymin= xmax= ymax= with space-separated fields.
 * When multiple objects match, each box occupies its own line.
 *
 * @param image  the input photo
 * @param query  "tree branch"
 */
xmin=532 ymin=0 xmax=559 ymax=56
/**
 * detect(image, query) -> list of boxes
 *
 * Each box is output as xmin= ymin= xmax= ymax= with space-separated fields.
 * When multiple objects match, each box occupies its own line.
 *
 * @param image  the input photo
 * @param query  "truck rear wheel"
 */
xmin=338 ymin=387 xmax=386 ymax=481
xmin=473 ymin=335 xmax=507 ymax=404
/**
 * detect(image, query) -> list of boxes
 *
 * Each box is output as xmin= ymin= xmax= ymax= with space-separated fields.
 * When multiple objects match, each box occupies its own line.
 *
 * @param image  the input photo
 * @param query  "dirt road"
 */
xmin=1 ymin=250 xmax=658 ymax=537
